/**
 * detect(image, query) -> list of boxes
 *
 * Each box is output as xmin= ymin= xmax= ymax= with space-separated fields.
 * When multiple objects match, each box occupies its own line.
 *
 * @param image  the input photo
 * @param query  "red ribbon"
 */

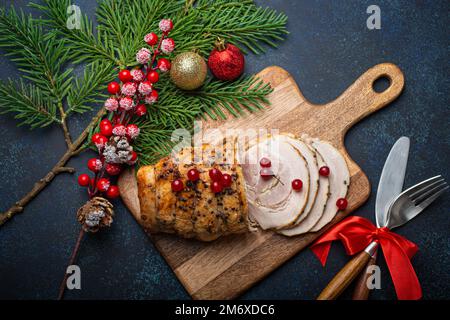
xmin=310 ymin=216 xmax=422 ymax=300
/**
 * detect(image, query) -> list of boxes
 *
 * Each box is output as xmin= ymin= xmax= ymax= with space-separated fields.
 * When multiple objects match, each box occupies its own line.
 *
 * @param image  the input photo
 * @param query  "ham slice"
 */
xmin=277 ymin=143 xmax=330 ymax=236
xmin=242 ymin=135 xmax=310 ymax=230
xmin=309 ymin=139 xmax=350 ymax=232
xmin=278 ymin=134 xmax=319 ymax=228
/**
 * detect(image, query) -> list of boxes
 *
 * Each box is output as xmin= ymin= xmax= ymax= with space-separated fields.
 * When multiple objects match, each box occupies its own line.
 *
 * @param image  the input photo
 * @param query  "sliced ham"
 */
xmin=275 ymin=134 xmax=319 ymax=228
xmin=309 ymin=139 xmax=350 ymax=232
xmin=278 ymin=144 xmax=330 ymax=236
xmin=242 ymin=135 xmax=310 ymax=230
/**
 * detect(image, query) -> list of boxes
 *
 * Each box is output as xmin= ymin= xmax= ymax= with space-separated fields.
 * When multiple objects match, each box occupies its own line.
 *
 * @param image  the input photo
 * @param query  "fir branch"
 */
xmin=133 ymin=124 xmax=178 ymax=165
xmin=171 ymin=1 xmax=288 ymax=56
xmin=30 ymin=0 xmax=118 ymax=65
xmin=0 ymin=79 xmax=59 ymax=128
xmin=193 ymin=76 xmax=272 ymax=120
xmin=0 ymin=7 xmax=72 ymax=100
xmin=66 ymin=61 xmax=116 ymax=115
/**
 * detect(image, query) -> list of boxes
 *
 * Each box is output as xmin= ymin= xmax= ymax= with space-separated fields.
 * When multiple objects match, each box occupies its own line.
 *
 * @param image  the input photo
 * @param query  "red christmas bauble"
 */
xmin=208 ymin=39 xmax=245 ymax=81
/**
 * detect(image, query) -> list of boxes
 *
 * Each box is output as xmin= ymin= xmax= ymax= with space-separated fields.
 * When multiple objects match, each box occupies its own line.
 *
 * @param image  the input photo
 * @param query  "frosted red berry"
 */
xmin=171 ymin=179 xmax=184 ymax=192
xmin=336 ymin=198 xmax=348 ymax=210
xmin=211 ymin=181 xmax=223 ymax=193
xmin=107 ymin=81 xmax=120 ymax=94
xmin=157 ymin=58 xmax=171 ymax=72
xmin=144 ymin=32 xmax=158 ymax=46
xmin=106 ymin=185 xmax=120 ymax=199
xmin=105 ymin=163 xmax=122 ymax=176
xmin=209 ymin=168 xmax=222 ymax=181
xmin=187 ymin=168 xmax=200 ymax=182
xmin=135 ymin=104 xmax=147 ymax=117
xmin=147 ymin=70 xmax=159 ymax=83
xmin=118 ymin=69 xmax=133 ymax=83
xmin=259 ymin=157 xmax=271 ymax=168
xmin=87 ymin=158 xmax=102 ymax=173
xmin=96 ymin=178 xmax=110 ymax=192
xmin=292 ymin=179 xmax=303 ymax=191
xmin=78 ymin=174 xmax=90 ymax=187
xmin=319 ymin=166 xmax=330 ymax=177
xmin=91 ymin=133 xmax=107 ymax=149
xmin=221 ymin=173 xmax=232 ymax=188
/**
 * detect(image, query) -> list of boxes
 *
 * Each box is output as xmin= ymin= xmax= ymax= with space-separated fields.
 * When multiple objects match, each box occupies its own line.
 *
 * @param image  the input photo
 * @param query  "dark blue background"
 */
xmin=0 ymin=0 xmax=449 ymax=300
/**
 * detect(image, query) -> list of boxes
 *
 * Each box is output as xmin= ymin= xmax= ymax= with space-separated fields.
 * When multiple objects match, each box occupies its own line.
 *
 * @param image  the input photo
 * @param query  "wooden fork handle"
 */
xmin=317 ymin=242 xmax=379 ymax=300
xmin=352 ymin=252 xmax=378 ymax=300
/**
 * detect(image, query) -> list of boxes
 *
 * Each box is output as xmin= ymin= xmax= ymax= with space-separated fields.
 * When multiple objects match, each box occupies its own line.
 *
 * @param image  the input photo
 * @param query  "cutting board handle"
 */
xmin=319 ymin=63 xmax=404 ymax=138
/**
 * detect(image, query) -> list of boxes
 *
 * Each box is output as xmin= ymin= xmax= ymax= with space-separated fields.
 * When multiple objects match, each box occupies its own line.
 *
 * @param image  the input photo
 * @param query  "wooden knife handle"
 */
xmin=352 ymin=253 xmax=378 ymax=300
xmin=317 ymin=251 xmax=371 ymax=300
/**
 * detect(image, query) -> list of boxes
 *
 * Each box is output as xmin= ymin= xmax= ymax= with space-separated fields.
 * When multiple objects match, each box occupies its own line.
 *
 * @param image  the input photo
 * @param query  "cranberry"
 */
xmin=209 ymin=168 xmax=222 ymax=181
xmin=319 ymin=166 xmax=330 ymax=177
xmin=292 ymin=179 xmax=303 ymax=191
xmin=221 ymin=173 xmax=232 ymax=188
xmin=259 ymin=157 xmax=271 ymax=168
xmin=336 ymin=198 xmax=348 ymax=210
xmin=260 ymin=168 xmax=274 ymax=180
xmin=211 ymin=181 xmax=223 ymax=193
xmin=171 ymin=179 xmax=184 ymax=192
xmin=187 ymin=168 xmax=200 ymax=182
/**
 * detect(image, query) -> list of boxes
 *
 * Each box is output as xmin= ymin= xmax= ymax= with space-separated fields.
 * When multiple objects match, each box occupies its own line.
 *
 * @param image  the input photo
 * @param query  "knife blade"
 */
xmin=375 ymin=137 xmax=410 ymax=227
xmin=352 ymin=137 xmax=410 ymax=300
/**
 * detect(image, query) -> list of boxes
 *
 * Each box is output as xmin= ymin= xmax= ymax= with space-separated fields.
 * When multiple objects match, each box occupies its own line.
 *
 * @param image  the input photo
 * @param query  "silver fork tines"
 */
xmin=405 ymin=175 xmax=443 ymax=198
xmin=386 ymin=175 xmax=448 ymax=229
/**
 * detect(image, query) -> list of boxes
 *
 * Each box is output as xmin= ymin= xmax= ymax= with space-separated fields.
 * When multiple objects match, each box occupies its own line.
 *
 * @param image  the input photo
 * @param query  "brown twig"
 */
xmin=57 ymin=228 xmax=85 ymax=300
xmin=0 ymin=108 xmax=106 ymax=227
xmin=58 ymin=103 xmax=73 ymax=149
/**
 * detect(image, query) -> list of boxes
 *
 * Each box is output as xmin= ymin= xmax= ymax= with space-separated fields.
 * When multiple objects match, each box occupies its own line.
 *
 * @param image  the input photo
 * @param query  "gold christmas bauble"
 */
xmin=170 ymin=52 xmax=207 ymax=90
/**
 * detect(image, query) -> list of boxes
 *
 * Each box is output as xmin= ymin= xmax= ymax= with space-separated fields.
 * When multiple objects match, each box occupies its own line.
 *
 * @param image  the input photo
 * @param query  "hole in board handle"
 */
xmin=372 ymin=75 xmax=392 ymax=93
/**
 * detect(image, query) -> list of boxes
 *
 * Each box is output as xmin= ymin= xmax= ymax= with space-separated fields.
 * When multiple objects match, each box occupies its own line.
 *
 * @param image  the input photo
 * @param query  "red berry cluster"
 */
xmin=171 ymin=168 xmax=233 ymax=194
xmin=78 ymin=19 xmax=175 ymax=201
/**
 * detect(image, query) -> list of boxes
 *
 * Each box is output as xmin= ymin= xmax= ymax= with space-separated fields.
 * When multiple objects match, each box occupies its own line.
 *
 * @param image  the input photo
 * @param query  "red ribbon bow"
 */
xmin=310 ymin=216 xmax=422 ymax=300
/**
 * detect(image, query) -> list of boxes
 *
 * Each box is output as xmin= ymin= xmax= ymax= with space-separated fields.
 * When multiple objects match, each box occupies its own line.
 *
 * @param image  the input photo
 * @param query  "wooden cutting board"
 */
xmin=118 ymin=63 xmax=404 ymax=299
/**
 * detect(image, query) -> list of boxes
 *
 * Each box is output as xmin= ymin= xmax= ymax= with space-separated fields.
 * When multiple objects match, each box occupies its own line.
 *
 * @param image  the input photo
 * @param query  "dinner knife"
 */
xmin=352 ymin=136 xmax=410 ymax=299
xmin=317 ymin=137 xmax=410 ymax=300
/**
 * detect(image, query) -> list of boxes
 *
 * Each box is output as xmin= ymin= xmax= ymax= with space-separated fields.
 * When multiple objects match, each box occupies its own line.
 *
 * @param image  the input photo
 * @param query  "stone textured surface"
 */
xmin=0 ymin=0 xmax=448 ymax=300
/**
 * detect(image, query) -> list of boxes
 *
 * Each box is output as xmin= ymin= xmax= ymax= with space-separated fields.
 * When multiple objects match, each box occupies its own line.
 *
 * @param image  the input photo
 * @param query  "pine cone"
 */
xmin=77 ymin=197 xmax=114 ymax=233
xmin=102 ymin=135 xmax=133 ymax=164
